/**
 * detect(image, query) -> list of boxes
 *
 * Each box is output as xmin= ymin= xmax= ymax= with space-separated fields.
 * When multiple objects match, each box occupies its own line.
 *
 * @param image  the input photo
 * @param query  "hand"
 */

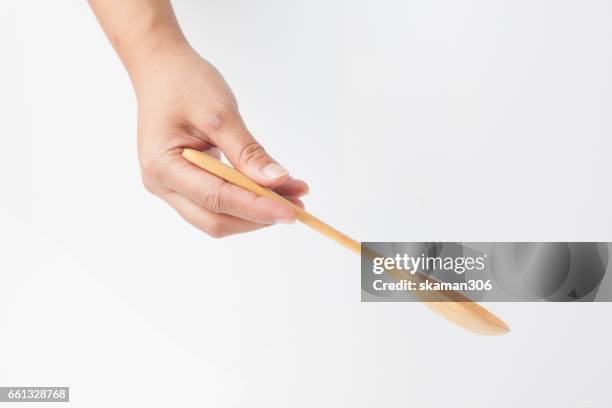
xmin=131 ymin=44 xmax=308 ymax=237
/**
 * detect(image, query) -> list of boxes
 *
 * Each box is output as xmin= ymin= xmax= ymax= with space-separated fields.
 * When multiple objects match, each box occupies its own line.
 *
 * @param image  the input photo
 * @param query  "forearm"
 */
xmin=88 ymin=0 xmax=189 ymax=92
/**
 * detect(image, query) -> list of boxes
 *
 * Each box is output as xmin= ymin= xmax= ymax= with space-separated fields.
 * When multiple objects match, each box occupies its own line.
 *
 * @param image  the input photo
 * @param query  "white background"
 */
xmin=2 ymin=1 xmax=611 ymax=406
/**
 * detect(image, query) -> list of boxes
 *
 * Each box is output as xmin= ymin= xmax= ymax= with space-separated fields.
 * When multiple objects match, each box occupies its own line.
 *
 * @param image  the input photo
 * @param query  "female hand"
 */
xmin=132 ymin=44 xmax=308 ymax=237
xmin=89 ymin=0 xmax=307 ymax=237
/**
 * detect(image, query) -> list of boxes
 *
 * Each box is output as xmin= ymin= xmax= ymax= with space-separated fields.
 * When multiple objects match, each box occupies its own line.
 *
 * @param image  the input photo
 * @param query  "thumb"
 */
xmin=202 ymin=110 xmax=289 ymax=187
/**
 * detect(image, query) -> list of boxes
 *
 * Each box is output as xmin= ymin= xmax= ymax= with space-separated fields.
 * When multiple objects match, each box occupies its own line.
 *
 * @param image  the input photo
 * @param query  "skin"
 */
xmin=88 ymin=0 xmax=308 ymax=237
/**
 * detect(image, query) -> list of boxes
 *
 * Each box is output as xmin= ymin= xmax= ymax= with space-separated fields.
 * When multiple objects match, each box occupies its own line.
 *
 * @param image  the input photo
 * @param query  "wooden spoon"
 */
xmin=182 ymin=148 xmax=510 ymax=336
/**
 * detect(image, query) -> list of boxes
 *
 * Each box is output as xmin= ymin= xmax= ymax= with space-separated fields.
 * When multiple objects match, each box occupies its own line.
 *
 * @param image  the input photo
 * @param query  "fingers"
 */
xmin=163 ymin=192 xmax=267 ymax=238
xmin=163 ymin=155 xmax=297 ymax=224
xmin=206 ymin=146 xmax=222 ymax=160
xmin=209 ymin=148 xmax=308 ymax=197
xmin=273 ymin=177 xmax=309 ymax=197
xmin=285 ymin=196 xmax=305 ymax=209
xmin=193 ymin=108 xmax=291 ymax=188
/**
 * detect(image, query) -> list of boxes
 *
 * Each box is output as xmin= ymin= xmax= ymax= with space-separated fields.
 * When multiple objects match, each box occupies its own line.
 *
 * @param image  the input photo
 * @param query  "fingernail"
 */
xmin=261 ymin=163 xmax=288 ymax=179
xmin=274 ymin=217 xmax=295 ymax=224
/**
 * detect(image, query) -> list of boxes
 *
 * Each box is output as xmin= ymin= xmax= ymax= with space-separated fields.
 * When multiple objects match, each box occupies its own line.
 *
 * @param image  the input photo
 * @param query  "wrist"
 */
xmin=120 ymin=28 xmax=192 ymax=97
